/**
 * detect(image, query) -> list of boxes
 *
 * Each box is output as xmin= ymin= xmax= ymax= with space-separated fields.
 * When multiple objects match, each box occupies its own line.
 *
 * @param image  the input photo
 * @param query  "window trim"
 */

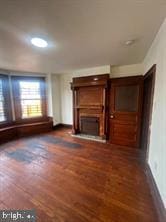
xmin=12 ymin=76 xmax=47 ymax=123
xmin=0 ymin=74 xmax=12 ymax=127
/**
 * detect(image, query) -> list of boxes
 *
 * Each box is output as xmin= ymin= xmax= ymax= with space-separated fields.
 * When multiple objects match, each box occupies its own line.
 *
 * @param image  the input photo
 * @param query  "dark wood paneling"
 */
xmin=17 ymin=120 xmax=53 ymax=137
xmin=78 ymin=86 xmax=103 ymax=106
xmin=71 ymin=74 xmax=144 ymax=146
xmin=0 ymin=127 xmax=17 ymax=144
xmin=141 ymin=65 xmax=156 ymax=160
xmin=0 ymin=117 xmax=53 ymax=144
xmin=71 ymin=74 xmax=109 ymax=138
xmin=71 ymin=74 xmax=109 ymax=88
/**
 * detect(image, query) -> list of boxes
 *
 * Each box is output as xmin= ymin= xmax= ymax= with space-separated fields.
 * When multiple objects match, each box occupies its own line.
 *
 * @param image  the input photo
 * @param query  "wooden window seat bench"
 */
xmin=0 ymin=117 xmax=53 ymax=144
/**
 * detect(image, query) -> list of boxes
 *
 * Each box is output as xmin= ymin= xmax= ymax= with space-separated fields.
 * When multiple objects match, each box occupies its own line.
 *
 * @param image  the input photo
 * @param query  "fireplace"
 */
xmin=71 ymin=74 xmax=109 ymax=139
xmin=80 ymin=117 xmax=99 ymax=136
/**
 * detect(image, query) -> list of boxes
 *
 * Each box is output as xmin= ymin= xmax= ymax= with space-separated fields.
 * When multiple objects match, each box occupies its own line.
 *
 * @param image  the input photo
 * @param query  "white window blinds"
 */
xmin=0 ymin=79 xmax=6 ymax=122
xmin=19 ymin=81 xmax=42 ymax=118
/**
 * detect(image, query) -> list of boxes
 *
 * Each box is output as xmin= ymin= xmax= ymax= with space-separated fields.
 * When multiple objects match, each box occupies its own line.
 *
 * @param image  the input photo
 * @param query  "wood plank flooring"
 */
xmin=0 ymin=128 xmax=158 ymax=222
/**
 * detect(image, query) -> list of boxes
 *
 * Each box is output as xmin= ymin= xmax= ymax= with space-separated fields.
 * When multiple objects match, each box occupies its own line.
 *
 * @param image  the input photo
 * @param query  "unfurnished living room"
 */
xmin=0 ymin=0 xmax=166 ymax=222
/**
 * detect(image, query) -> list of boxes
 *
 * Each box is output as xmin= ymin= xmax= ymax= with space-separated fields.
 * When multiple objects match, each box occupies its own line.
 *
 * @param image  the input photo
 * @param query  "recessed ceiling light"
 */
xmin=125 ymin=40 xmax=135 ymax=46
xmin=31 ymin=37 xmax=48 ymax=48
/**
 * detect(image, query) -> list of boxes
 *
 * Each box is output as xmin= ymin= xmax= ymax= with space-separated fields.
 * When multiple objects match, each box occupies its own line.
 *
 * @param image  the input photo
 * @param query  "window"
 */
xmin=0 ymin=75 xmax=47 ymax=127
xmin=12 ymin=76 xmax=47 ymax=121
xmin=0 ymin=74 xmax=11 ymax=124
xmin=19 ymin=81 xmax=42 ymax=118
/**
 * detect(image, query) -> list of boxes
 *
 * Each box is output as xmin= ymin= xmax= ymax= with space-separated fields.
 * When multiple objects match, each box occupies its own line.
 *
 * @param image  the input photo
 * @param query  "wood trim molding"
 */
xmin=142 ymin=64 xmax=156 ymax=161
xmin=71 ymin=74 xmax=109 ymax=89
xmin=145 ymin=164 xmax=166 ymax=222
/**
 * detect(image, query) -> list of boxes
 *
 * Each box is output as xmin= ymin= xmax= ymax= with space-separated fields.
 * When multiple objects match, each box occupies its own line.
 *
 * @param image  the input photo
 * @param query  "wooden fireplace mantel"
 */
xmin=71 ymin=74 xmax=109 ymax=89
xmin=71 ymin=74 xmax=109 ymax=138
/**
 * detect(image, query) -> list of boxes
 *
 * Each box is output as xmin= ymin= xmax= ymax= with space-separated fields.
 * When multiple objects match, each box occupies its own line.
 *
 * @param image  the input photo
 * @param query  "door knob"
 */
xmin=110 ymin=115 xmax=114 ymax=119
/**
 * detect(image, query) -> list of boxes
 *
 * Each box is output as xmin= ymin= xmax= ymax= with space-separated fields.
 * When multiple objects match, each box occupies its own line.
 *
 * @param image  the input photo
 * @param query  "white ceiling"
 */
xmin=0 ymin=0 xmax=166 ymax=73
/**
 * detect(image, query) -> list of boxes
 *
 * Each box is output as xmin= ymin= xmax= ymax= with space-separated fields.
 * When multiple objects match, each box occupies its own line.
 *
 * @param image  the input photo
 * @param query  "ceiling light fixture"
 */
xmin=31 ymin=37 xmax=48 ymax=48
xmin=125 ymin=39 xmax=135 ymax=46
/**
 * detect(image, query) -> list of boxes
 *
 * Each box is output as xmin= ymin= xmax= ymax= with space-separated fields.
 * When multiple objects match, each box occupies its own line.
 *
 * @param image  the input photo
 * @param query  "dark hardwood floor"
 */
xmin=0 ymin=128 xmax=158 ymax=222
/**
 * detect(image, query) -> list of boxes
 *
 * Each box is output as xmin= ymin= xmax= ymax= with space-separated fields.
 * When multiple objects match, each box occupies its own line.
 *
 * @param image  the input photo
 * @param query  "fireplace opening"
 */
xmin=80 ymin=117 xmax=99 ymax=136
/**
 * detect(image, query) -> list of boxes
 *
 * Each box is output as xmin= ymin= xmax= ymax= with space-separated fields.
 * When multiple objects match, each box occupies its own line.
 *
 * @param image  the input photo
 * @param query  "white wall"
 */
xmin=58 ymin=64 xmax=144 ymax=125
xmin=143 ymin=19 xmax=166 ymax=207
xmin=46 ymin=74 xmax=53 ymax=117
xmin=59 ymin=65 xmax=110 ymax=124
xmin=50 ymin=74 xmax=61 ymax=125
xmin=110 ymin=64 xmax=143 ymax=78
